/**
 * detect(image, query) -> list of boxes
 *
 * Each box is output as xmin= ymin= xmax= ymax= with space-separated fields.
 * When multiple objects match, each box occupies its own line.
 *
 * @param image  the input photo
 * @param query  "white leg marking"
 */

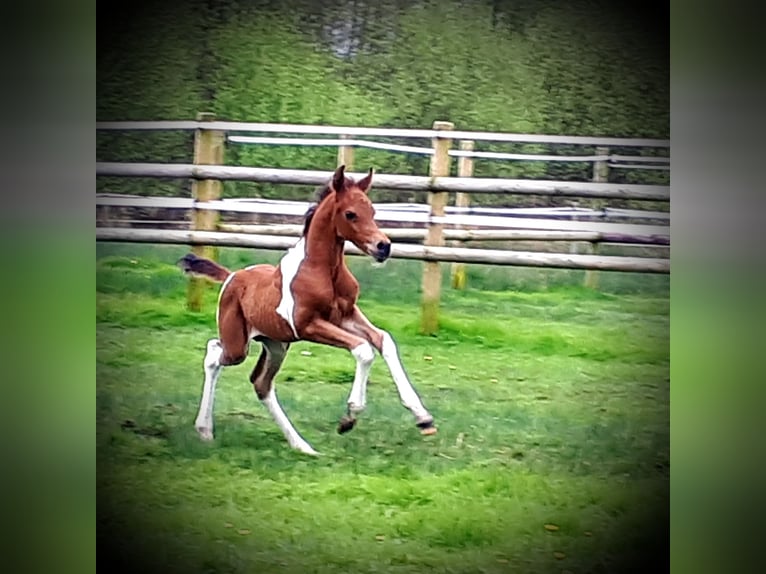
xmin=275 ymin=237 xmax=306 ymax=338
xmin=380 ymin=332 xmax=432 ymax=422
xmin=347 ymin=342 xmax=375 ymax=413
xmin=215 ymin=271 xmax=238 ymax=327
xmin=261 ymin=386 xmax=319 ymax=456
xmin=195 ymin=338 xmax=223 ymax=440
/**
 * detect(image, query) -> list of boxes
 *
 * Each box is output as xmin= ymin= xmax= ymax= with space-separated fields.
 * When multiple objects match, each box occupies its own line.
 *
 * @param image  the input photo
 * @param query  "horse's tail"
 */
xmin=177 ymin=253 xmax=231 ymax=283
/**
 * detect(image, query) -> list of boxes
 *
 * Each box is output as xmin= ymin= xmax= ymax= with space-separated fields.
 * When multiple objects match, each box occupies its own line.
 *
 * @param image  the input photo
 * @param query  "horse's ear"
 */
xmin=332 ymin=165 xmax=346 ymax=193
xmin=357 ymin=167 xmax=374 ymax=194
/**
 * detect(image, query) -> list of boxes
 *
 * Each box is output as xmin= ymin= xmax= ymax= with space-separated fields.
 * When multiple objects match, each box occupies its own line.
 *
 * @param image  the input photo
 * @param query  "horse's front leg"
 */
xmin=343 ymin=307 xmax=436 ymax=435
xmin=301 ymin=318 xmax=376 ymax=434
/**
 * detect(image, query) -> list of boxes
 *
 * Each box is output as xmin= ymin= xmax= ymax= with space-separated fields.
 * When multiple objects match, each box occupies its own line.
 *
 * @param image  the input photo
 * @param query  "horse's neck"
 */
xmin=304 ymin=201 xmax=345 ymax=278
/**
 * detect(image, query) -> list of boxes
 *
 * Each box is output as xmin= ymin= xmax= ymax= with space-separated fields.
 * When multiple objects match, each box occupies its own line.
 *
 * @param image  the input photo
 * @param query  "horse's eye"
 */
xmin=345 ymin=211 xmax=357 ymax=221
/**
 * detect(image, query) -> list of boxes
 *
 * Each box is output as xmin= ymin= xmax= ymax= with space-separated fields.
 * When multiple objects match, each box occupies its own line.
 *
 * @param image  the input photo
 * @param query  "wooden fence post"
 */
xmin=337 ymin=134 xmax=354 ymax=170
xmin=450 ymin=140 xmax=474 ymax=290
xmin=420 ymin=121 xmax=454 ymax=335
xmin=593 ymin=146 xmax=610 ymax=183
xmin=584 ymin=146 xmax=609 ymax=289
xmin=187 ymin=112 xmax=225 ymax=311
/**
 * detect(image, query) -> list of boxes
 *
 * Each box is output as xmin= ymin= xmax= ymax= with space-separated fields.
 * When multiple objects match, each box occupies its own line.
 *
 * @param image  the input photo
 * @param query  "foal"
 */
xmin=179 ymin=165 xmax=436 ymax=455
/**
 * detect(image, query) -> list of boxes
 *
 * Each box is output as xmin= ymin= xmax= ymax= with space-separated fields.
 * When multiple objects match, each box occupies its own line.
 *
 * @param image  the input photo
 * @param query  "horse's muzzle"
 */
xmin=372 ymin=240 xmax=391 ymax=262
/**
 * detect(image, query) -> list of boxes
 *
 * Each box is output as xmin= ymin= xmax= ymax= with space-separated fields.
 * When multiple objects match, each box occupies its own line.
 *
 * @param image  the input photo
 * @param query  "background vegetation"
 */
xmin=97 ymin=0 xmax=669 ymax=200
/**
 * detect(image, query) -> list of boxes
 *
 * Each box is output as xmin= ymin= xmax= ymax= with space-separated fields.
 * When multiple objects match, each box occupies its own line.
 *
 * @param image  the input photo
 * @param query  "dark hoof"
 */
xmin=416 ymin=419 xmax=437 ymax=436
xmin=337 ymin=415 xmax=357 ymax=434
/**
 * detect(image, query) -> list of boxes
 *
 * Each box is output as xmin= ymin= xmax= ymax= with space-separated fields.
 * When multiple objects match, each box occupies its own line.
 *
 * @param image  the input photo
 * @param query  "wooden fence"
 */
xmin=96 ymin=163 xmax=669 ymax=200
xmin=96 ymin=116 xmax=670 ymax=333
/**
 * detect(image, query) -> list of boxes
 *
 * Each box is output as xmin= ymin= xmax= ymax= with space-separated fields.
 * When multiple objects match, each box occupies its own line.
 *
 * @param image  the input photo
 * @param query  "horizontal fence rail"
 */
xmin=96 ymin=121 xmax=671 ymax=148
xmin=96 ymin=163 xmax=670 ymax=201
xmin=213 ymin=224 xmax=669 ymax=247
xmin=97 ymin=194 xmax=670 ymax=220
xmin=229 ymin=136 xmax=436 ymax=156
xmin=227 ymin=135 xmax=670 ymax=170
xmin=96 ymin=195 xmax=670 ymax=242
xmin=96 ymin=227 xmax=670 ymax=274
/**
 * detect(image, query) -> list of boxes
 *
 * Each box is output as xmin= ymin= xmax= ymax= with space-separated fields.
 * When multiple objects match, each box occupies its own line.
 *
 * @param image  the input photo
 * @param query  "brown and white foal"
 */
xmin=179 ymin=165 xmax=435 ymax=455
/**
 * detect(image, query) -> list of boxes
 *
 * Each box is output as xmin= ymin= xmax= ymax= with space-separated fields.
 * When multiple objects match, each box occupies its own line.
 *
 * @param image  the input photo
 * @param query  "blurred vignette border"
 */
xmin=0 ymin=0 xmax=95 ymax=572
xmin=672 ymin=2 xmax=766 ymax=572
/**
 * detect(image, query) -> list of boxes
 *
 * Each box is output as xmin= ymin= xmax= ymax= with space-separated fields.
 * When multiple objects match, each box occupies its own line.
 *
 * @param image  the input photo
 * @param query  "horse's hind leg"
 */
xmin=251 ymin=339 xmax=319 ymax=456
xmin=194 ymin=302 xmax=249 ymax=441
xmin=194 ymin=338 xmax=224 ymax=440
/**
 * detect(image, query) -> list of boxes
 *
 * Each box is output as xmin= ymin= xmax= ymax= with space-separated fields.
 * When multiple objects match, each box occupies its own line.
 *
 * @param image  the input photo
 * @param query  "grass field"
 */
xmin=97 ymin=244 xmax=669 ymax=574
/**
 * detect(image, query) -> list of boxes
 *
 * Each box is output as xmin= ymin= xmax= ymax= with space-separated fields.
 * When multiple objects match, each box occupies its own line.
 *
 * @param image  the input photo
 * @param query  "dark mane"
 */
xmin=302 ymin=183 xmax=335 ymax=236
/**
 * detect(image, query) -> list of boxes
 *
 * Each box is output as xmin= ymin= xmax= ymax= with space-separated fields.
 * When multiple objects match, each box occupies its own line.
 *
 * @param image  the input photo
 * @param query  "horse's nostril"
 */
xmin=377 ymin=241 xmax=391 ymax=255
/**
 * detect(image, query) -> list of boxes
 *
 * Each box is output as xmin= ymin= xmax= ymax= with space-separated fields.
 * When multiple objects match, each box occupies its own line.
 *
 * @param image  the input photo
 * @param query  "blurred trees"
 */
xmin=97 ymin=0 xmax=668 ymax=199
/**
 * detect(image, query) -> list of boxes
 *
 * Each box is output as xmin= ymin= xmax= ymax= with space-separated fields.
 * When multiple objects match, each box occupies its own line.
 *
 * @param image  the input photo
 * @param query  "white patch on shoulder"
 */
xmin=215 ymin=271 xmax=237 ymax=327
xmin=275 ymin=237 xmax=306 ymax=338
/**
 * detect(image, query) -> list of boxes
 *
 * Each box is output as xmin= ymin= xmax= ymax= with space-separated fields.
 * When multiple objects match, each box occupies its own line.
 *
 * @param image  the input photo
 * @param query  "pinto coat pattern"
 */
xmin=179 ymin=165 xmax=435 ymax=455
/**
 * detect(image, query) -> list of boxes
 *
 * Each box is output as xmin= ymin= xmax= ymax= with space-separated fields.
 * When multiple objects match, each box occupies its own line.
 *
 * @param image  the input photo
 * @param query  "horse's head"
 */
xmin=330 ymin=165 xmax=391 ymax=262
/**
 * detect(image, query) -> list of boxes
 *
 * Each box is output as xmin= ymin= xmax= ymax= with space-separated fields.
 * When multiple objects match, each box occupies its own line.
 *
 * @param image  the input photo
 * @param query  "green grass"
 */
xmin=97 ymin=245 xmax=669 ymax=573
